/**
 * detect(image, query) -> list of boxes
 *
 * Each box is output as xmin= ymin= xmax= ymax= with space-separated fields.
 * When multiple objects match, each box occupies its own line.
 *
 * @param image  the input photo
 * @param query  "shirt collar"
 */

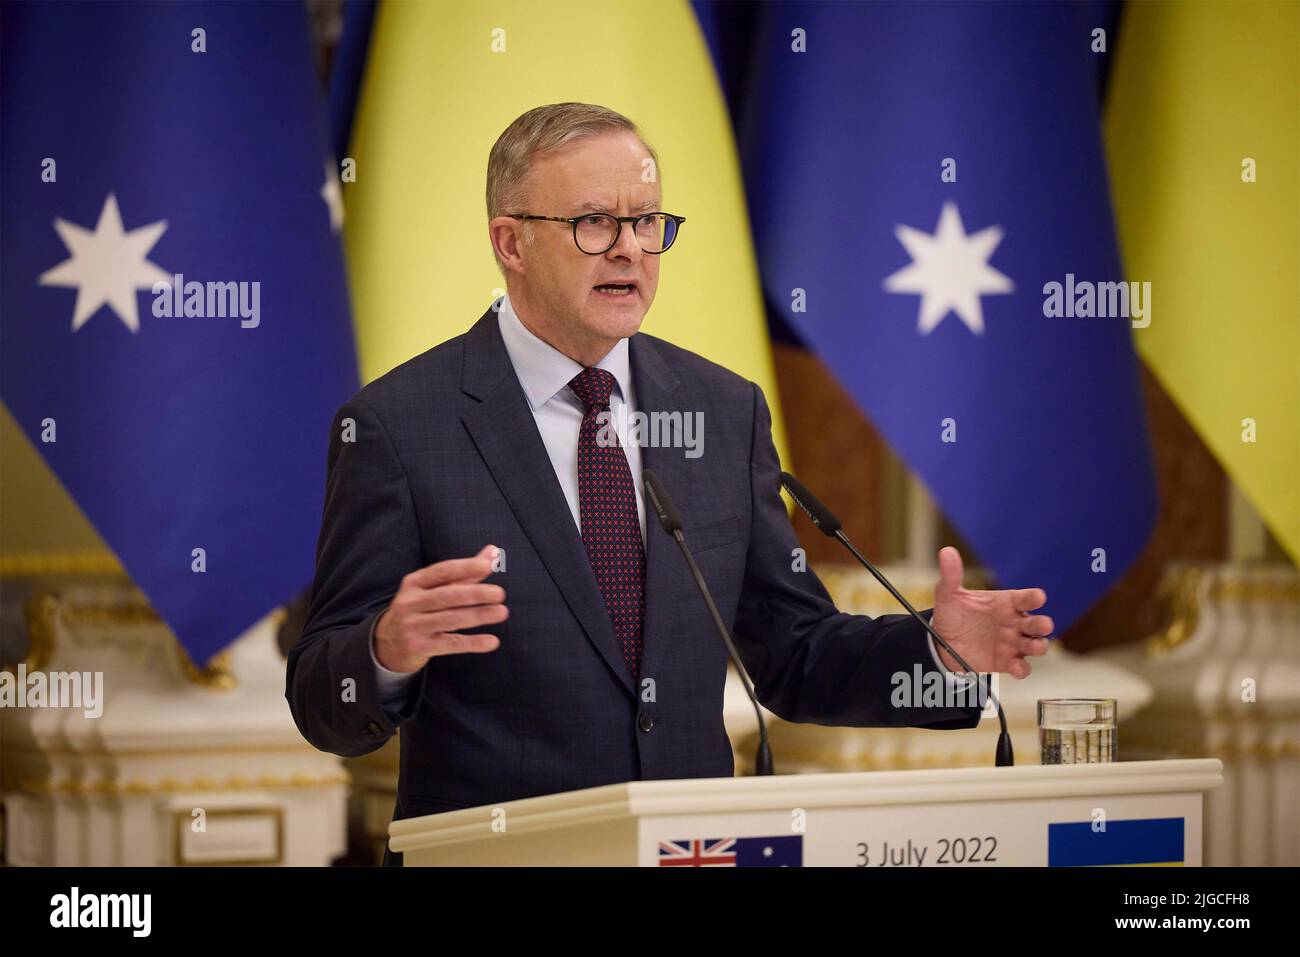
xmin=496 ymin=292 xmax=632 ymax=411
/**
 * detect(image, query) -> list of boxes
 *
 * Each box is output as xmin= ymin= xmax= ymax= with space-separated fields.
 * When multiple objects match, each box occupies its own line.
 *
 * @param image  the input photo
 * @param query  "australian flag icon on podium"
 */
xmin=658 ymin=836 xmax=803 ymax=867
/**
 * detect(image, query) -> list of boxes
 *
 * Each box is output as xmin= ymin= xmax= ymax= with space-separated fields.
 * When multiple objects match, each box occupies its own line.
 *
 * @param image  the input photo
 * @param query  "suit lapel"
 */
xmin=459 ymin=309 xmax=634 ymax=695
xmin=629 ymin=333 xmax=689 ymax=683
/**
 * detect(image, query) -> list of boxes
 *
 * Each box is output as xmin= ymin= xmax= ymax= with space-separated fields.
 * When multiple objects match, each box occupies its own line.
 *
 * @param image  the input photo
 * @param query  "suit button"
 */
xmin=638 ymin=712 xmax=654 ymax=732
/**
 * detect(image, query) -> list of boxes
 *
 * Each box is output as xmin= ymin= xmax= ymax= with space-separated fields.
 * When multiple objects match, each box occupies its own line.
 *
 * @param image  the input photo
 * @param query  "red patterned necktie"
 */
xmin=568 ymin=366 xmax=645 ymax=682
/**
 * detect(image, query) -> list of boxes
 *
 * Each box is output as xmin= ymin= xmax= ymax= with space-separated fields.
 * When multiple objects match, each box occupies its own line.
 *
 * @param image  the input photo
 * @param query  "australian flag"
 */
xmin=658 ymin=836 xmax=803 ymax=867
xmin=1 ymin=2 xmax=359 ymax=664
xmin=700 ymin=0 xmax=1156 ymax=631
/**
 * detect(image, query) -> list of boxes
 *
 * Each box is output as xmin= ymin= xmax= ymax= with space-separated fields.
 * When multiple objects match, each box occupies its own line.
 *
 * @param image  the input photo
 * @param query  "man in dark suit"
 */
xmin=285 ymin=103 xmax=1053 ymax=865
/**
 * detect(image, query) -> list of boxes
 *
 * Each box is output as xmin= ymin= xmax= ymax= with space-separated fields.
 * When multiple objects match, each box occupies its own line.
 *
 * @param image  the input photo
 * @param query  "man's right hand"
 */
xmin=372 ymin=544 xmax=507 ymax=674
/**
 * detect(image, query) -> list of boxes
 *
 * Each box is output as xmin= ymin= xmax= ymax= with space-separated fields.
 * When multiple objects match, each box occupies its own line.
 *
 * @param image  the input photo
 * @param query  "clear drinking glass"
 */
xmin=1038 ymin=698 xmax=1117 ymax=764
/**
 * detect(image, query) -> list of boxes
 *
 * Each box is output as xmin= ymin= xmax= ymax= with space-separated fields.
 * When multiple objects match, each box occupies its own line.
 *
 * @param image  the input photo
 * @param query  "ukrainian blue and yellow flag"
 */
xmin=1105 ymin=1 xmax=1300 ymax=562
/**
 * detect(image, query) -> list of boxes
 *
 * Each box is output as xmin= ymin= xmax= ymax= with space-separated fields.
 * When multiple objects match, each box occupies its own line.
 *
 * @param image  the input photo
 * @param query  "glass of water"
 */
xmin=1038 ymin=698 xmax=1117 ymax=764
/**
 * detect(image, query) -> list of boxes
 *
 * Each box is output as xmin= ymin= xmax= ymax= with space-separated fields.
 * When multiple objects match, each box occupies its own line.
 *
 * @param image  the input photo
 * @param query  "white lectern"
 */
xmin=388 ymin=758 xmax=1221 ymax=866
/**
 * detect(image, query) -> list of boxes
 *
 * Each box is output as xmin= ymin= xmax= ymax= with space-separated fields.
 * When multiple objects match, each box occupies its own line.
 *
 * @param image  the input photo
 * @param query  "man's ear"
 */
xmin=488 ymin=217 xmax=525 ymax=273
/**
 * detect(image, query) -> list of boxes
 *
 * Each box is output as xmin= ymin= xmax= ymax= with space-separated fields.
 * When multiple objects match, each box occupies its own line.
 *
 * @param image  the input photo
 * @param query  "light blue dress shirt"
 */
xmin=370 ymin=292 xmax=970 ymax=702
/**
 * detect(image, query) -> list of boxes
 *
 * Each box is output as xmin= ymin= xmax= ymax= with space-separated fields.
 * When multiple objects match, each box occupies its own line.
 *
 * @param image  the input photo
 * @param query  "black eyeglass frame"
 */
xmin=506 ymin=212 xmax=687 ymax=255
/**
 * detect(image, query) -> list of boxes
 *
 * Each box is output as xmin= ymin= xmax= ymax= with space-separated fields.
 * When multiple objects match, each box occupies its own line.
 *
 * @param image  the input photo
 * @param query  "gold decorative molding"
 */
xmin=1144 ymin=566 xmax=1204 ymax=658
xmin=0 ymin=551 xmax=126 ymax=578
xmin=1256 ymin=580 xmax=1300 ymax=603
xmin=819 ymin=565 xmax=994 ymax=618
xmin=3 ymin=770 xmax=350 ymax=797
xmin=821 ymin=575 xmax=934 ymax=616
xmin=3 ymin=590 xmax=242 ymax=691
xmin=1209 ymin=578 xmax=1247 ymax=603
xmin=172 ymin=806 xmax=285 ymax=866
xmin=734 ymin=729 xmax=988 ymax=773
xmin=1209 ymin=573 xmax=1300 ymax=604
xmin=1121 ymin=726 xmax=1300 ymax=762
xmin=175 ymin=645 xmax=238 ymax=691
xmin=3 ymin=740 xmax=330 ymax=758
xmin=13 ymin=592 xmax=57 ymax=673
xmin=61 ymin=602 xmax=161 ymax=626
xmin=1142 ymin=564 xmax=1298 ymax=658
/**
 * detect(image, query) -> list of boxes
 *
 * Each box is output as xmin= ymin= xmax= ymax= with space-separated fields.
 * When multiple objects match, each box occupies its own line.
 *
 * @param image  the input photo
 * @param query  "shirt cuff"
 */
xmin=370 ymin=612 xmax=418 ymax=700
xmin=927 ymin=632 xmax=977 ymax=687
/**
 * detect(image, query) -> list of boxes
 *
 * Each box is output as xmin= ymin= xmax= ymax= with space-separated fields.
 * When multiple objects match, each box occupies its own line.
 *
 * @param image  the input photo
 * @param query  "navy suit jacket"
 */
xmin=285 ymin=306 xmax=981 ymax=864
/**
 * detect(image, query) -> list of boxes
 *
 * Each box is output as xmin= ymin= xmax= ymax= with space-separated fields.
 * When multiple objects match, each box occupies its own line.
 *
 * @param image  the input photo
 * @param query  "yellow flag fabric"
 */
xmin=1104 ymin=0 xmax=1299 ymax=562
xmin=343 ymin=0 xmax=786 ymax=460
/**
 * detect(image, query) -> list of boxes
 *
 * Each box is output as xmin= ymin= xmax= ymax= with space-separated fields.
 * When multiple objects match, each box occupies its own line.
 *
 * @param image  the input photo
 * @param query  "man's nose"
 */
xmin=606 ymin=219 xmax=643 ymax=260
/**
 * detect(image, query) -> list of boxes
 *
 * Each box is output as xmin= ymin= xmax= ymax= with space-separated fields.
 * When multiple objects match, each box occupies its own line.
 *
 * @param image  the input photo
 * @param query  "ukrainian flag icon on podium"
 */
xmin=1049 ymin=818 xmax=1185 ymax=867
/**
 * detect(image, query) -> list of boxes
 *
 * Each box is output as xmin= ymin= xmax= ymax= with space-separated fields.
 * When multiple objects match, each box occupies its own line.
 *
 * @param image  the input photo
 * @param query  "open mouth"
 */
xmin=593 ymin=282 xmax=638 ymax=298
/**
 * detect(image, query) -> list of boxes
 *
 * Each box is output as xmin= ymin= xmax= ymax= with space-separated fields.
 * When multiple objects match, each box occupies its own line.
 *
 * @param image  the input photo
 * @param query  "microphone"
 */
xmin=643 ymin=468 xmax=774 ymax=775
xmin=779 ymin=471 xmax=1014 ymax=767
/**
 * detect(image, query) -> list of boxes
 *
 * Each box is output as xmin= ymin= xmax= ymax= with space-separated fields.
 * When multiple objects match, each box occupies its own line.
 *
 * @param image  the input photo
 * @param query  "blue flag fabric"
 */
xmin=706 ymin=0 xmax=1156 ymax=630
xmin=1 ymin=2 xmax=359 ymax=663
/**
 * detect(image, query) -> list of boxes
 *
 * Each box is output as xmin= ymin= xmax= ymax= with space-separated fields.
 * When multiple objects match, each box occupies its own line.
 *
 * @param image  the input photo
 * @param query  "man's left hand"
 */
xmin=929 ymin=546 xmax=1053 ymax=678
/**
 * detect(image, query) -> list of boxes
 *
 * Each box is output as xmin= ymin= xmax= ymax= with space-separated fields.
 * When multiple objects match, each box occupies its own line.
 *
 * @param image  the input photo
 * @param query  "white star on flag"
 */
xmin=883 ymin=200 xmax=1013 ymax=335
xmin=38 ymin=193 xmax=169 ymax=333
xmin=321 ymin=162 xmax=344 ymax=232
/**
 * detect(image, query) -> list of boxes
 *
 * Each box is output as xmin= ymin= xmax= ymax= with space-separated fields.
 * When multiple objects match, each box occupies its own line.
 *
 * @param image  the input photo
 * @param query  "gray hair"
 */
xmin=486 ymin=103 xmax=659 ymax=269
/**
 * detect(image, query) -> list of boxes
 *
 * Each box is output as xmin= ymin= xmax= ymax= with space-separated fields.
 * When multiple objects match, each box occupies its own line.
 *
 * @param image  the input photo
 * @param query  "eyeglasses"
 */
xmin=507 ymin=211 xmax=686 ymax=255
